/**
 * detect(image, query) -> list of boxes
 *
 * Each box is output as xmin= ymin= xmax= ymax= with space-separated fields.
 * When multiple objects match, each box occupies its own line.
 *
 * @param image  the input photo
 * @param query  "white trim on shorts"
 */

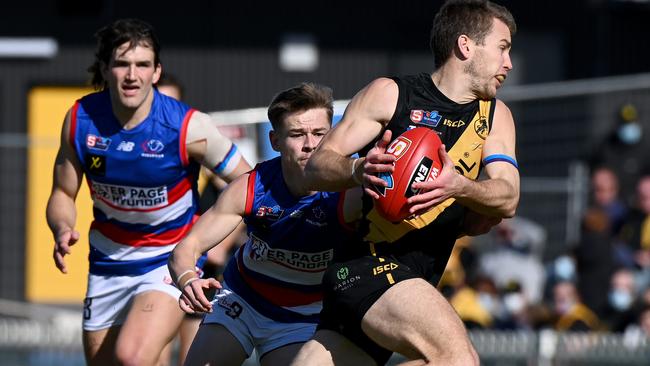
xmin=82 ymin=264 xmax=180 ymax=331
xmin=202 ymin=281 xmax=317 ymax=358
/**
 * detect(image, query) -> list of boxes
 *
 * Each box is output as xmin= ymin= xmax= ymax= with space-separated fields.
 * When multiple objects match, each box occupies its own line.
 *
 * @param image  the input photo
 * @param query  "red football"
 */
xmin=372 ymin=127 xmax=443 ymax=222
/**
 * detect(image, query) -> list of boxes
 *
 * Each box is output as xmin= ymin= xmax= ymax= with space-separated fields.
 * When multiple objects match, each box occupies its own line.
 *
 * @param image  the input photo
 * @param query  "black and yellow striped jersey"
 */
xmin=358 ymin=72 xmax=496 ymax=284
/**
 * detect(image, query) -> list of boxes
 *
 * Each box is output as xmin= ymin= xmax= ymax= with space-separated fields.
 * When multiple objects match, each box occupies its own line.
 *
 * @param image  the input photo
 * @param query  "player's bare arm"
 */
xmin=409 ymin=99 xmax=519 ymax=218
xmin=46 ymin=108 xmax=84 ymax=274
xmin=304 ymin=78 xmax=397 ymax=192
xmin=185 ymin=111 xmax=251 ymax=183
xmin=168 ymin=173 xmax=248 ymax=313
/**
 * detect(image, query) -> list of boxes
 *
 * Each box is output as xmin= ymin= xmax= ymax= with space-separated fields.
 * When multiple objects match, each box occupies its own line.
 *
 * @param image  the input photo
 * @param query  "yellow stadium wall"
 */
xmin=26 ymin=86 xmax=93 ymax=303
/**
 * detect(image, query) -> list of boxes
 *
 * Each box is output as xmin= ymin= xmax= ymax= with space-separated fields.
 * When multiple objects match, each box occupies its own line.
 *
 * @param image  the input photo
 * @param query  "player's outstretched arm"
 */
xmin=46 ymin=108 xmax=83 ymax=274
xmin=304 ymin=78 xmax=397 ymax=192
xmin=185 ymin=111 xmax=252 ymax=184
xmin=168 ymin=173 xmax=247 ymax=313
xmin=409 ymin=99 xmax=520 ymax=218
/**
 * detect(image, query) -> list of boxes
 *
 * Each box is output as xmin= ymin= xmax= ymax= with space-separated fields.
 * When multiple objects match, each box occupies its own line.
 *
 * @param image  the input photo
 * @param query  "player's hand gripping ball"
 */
xmin=372 ymin=127 xmax=443 ymax=222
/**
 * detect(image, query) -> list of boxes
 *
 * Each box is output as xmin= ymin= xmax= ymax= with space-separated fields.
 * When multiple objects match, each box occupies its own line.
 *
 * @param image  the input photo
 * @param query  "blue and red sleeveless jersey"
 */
xmin=223 ymin=157 xmax=354 ymax=323
xmin=70 ymin=89 xmax=202 ymax=276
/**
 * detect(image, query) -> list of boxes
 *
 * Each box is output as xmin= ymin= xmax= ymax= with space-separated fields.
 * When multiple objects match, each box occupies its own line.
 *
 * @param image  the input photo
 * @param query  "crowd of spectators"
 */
xmin=441 ymin=104 xmax=650 ymax=339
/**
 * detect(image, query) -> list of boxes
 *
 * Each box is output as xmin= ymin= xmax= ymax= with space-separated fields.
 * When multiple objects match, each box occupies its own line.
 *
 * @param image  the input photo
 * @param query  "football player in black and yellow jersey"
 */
xmin=292 ymin=1 xmax=520 ymax=365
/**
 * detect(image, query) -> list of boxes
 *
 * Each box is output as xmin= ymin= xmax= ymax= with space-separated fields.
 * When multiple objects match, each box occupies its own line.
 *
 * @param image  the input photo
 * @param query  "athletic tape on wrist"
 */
xmin=351 ymin=158 xmax=363 ymax=185
xmin=176 ymin=269 xmax=197 ymax=288
xmin=181 ymin=277 xmax=199 ymax=289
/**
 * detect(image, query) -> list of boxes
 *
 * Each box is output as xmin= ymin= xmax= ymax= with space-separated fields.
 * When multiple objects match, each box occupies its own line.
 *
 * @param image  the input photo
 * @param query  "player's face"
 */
xmin=271 ymin=108 xmax=331 ymax=172
xmin=466 ymin=18 xmax=513 ymax=99
xmin=103 ymin=41 xmax=161 ymax=112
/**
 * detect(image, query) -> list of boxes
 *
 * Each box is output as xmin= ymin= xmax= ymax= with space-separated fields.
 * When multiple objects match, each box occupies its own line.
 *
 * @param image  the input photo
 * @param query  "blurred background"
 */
xmin=2 ymin=0 xmax=650 ymax=365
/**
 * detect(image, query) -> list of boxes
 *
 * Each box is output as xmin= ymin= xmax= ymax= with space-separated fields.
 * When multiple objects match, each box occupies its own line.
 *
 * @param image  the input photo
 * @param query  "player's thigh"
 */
xmin=178 ymin=315 xmax=202 ymax=364
xmin=361 ymin=278 xmax=470 ymax=359
xmin=83 ymin=327 xmax=119 ymax=366
xmin=116 ymin=290 xmax=185 ymax=359
xmin=260 ymin=342 xmax=304 ymax=366
xmin=290 ymin=329 xmax=377 ymax=366
xmin=185 ymin=323 xmax=248 ymax=366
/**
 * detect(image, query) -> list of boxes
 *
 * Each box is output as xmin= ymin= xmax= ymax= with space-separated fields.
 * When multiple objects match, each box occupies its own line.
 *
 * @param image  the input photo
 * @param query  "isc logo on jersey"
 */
xmin=404 ymin=157 xmax=440 ymax=198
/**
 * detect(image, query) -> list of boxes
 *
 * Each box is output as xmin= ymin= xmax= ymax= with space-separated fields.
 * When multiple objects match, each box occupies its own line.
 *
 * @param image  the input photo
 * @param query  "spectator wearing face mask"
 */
xmin=498 ymin=281 xmax=536 ymax=330
xmin=450 ymin=275 xmax=506 ymax=330
xmin=552 ymin=280 xmax=602 ymax=332
xmin=602 ymin=268 xmax=639 ymax=332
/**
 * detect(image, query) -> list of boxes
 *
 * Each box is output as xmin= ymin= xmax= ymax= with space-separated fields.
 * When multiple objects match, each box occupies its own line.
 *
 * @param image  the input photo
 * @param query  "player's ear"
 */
xmin=457 ymin=34 xmax=471 ymax=60
xmin=152 ymin=63 xmax=162 ymax=85
xmin=269 ymin=130 xmax=280 ymax=151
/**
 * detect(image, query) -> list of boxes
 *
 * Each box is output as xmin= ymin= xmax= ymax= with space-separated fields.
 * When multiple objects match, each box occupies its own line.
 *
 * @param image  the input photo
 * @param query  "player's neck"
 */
xmin=282 ymin=163 xmax=314 ymax=198
xmin=110 ymin=90 xmax=154 ymax=130
xmin=430 ymin=66 xmax=475 ymax=104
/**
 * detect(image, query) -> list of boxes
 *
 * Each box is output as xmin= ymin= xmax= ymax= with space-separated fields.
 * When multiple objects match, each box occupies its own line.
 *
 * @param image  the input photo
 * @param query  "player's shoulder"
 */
xmin=184 ymin=110 xmax=221 ymax=137
xmin=187 ymin=109 xmax=212 ymax=124
xmin=359 ymin=77 xmax=399 ymax=107
xmin=493 ymin=98 xmax=514 ymax=121
xmin=366 ymin=76 xmax=398 ymax=92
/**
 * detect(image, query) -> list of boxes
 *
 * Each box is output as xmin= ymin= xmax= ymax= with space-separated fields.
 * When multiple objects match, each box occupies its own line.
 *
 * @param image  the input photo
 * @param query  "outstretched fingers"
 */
xmin=180 ymin=278 xmax=222 ymax=313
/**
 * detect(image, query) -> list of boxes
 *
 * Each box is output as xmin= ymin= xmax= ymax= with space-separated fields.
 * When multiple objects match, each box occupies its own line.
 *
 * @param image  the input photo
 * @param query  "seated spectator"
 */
xmin=552 ymin=280 xmax=602 ymax=332
xmin=450 ymin=275 xmax=504 ymax=330
xmin=602 ymin=268 xmax=638 ymax=332
xmin=499 ymin=281 xmax=535 ymax=330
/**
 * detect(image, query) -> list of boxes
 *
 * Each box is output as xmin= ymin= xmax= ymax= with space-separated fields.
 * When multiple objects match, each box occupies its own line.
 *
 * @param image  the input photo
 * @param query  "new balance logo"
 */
xmin=116 ymin=141 xmax=135 ymax=152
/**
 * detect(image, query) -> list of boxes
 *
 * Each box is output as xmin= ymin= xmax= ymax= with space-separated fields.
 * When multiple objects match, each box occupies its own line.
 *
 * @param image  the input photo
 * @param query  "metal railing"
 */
xmin=2 ymin=310 xmax=649 ymax=366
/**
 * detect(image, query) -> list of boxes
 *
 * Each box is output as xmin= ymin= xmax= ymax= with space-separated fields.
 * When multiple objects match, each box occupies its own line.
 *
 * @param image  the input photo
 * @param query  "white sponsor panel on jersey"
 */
xmin=91 ymin=182 xmax=169 ymax=209
xmin=93 ymin=188 xmax=193 ymax=225
xmin=241 ymin=234 xmax=333 ymax=285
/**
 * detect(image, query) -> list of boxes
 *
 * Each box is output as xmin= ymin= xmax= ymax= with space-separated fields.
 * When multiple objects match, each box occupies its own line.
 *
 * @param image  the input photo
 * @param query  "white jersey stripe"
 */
xmin=89 ymin=230 xmax=176 ymax=261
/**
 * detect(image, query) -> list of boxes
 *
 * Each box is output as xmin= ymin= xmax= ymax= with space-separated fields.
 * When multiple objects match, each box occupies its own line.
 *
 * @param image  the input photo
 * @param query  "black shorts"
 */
xmin=317 ymin=254 xmax=422 ymax=365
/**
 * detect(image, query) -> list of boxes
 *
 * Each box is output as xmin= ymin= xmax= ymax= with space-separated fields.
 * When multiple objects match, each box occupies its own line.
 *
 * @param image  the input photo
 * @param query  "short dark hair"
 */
xmin=88 ymin=18 xmax=161 ymax=89
xmin=267 ymin=83 xmax=334 ymax=130
xmin=430 ymin=0 xmax=516 ymax=68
